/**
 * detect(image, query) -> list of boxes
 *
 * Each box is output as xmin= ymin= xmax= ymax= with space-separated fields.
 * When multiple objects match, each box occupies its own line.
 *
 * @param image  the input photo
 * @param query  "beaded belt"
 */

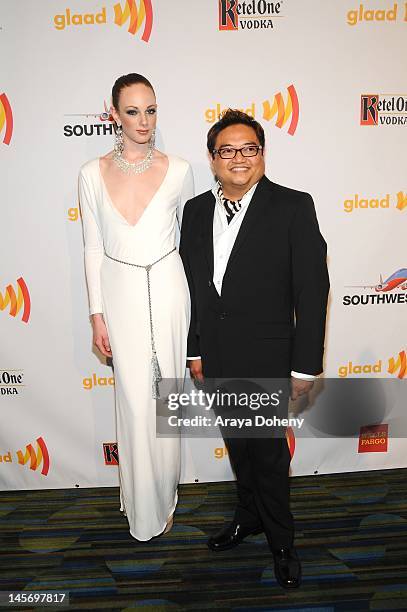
xmin=105 ymin=247 xmax=176 ymax=399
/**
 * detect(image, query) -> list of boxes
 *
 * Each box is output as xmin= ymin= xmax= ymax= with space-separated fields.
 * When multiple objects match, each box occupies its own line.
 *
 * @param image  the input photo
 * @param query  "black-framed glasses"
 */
xmin=213 ymin=145 xmax=263 ymax=159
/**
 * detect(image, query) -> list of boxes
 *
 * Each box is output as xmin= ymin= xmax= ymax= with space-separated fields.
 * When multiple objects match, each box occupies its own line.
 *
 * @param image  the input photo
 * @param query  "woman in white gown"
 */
xmin=79 ymin=74 xmax=194 ymax=541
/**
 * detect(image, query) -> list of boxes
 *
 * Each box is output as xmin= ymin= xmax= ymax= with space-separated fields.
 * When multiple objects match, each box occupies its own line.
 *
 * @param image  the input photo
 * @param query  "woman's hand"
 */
xmin=91 ymin=313 xmax=112 ymax=358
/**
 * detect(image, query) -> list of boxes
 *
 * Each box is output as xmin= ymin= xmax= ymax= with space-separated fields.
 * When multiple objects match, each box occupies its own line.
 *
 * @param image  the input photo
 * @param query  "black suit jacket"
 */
xmin=179 ymin=176 xmax=329 ymax=378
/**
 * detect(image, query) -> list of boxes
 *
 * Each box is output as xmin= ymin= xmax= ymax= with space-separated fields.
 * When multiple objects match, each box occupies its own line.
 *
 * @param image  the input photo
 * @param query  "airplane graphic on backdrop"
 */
xmin=347 ymin=268 xmax=407 ymax=292
xmin=64 ymin=101 xmax=113 ymax=121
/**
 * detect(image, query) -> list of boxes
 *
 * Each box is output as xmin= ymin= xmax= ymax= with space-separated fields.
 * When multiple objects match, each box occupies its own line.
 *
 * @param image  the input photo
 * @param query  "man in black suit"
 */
xmin=179 ymin=110 xmax=329 ymax=589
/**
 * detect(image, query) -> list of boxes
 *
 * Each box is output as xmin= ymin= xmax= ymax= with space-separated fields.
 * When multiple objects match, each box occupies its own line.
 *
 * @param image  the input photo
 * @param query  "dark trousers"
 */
xmin=224 ymin=434 xmax=294 ymax=549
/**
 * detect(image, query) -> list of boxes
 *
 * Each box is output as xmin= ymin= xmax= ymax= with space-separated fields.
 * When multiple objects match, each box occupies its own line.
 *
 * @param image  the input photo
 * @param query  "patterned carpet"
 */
xmin=1 ymin=468 xmax=407 ymax=611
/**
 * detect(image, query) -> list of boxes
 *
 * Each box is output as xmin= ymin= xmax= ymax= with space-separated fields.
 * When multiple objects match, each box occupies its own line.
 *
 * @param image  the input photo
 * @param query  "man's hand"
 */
xmin=290 ymin=377 xmax=313 ymax=400
xmin=188 ymin=358 xmax=204 ymax=382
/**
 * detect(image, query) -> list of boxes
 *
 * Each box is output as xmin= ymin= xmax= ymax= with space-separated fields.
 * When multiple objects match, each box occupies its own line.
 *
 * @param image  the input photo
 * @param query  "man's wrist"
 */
xmin=291 ymin=370 xmax=316 ymax=380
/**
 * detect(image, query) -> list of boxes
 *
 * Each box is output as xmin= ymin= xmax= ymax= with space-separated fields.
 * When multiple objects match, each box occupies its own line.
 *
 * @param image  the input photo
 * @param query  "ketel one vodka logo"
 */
xmin=218 ymin=0 xmax=284 ymax=31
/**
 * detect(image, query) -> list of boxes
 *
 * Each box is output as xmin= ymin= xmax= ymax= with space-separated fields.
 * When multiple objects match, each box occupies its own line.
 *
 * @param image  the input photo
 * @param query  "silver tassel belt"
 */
xmin=104 ymin=247 xmax=176 ymax=399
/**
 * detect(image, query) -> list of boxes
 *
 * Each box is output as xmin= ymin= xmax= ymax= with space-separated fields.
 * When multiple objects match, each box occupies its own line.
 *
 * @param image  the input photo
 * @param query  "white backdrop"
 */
xmin=1 ymin=0 xmax=406 ymax=490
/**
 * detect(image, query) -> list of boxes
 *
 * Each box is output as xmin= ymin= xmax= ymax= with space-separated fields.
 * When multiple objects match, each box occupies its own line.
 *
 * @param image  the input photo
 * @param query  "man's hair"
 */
xmin=207 ymin=109 xmax=265 ymax=157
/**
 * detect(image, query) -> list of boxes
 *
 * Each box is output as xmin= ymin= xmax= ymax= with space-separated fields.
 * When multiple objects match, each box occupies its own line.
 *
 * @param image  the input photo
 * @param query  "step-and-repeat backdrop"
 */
xmin=1 ymin=1 xmax=406 ymax=490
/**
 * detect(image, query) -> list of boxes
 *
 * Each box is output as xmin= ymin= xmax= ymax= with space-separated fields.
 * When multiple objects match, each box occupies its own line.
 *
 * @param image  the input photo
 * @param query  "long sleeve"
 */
xmin=290 ymin=194 xmax=330 ymax=375
xmin=176 ymin=163 xmax=195 ymax=233
xmin=79 ymin=170 xmax=104 ymax=315
xmin=179 ymin=200 xmax=200 ymax=357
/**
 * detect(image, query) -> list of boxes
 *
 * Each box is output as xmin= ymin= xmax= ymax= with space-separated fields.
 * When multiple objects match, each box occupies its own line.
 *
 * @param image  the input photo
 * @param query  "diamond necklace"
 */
xmin=112 ymin=141 xmax=154 ymax=175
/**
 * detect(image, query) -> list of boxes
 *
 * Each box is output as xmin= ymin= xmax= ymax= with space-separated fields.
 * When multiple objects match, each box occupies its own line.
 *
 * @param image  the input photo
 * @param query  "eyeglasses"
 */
xmin=213 ymin=145 xmax=263 ymax=159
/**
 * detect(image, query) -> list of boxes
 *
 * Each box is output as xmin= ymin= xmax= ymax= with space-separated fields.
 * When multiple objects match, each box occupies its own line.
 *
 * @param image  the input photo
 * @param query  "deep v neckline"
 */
xmin=98 ymin=155 xmax=171 ymax=228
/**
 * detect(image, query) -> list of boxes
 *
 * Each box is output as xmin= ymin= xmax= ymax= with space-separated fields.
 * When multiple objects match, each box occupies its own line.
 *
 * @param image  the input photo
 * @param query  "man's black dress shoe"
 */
xmin=207 ymin=522 xmax=263 ymax=551
xmin=273 ymin=547 xmax=302 ymax=589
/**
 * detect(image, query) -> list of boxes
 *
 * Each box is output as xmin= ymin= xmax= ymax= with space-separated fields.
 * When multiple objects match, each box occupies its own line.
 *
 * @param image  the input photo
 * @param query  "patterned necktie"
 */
xmin=217 ymin=182 xmax=242 ymax=224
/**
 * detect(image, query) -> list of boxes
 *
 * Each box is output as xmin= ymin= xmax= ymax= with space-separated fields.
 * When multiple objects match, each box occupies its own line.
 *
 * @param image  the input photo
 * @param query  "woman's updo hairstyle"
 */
xmin=112 ymin=73 xmax=155 ymax=110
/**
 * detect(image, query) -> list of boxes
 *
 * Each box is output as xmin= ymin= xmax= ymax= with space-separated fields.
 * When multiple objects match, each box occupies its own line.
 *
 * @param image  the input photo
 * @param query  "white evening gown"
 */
xmin=79 ymin=155 xmax=194 ymax=540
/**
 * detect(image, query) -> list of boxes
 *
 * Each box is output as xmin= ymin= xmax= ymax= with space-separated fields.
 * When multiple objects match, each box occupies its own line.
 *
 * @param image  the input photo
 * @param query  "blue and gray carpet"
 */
xmin=1 ymin=468 xmax=407 ymax=611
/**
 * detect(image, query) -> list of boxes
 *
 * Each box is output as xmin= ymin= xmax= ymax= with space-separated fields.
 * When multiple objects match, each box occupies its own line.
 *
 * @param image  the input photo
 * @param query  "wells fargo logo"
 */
xmin=0 ymin=437 xmax=50 ymax=476
xmin=360 ymin=93 xmax=407 ymax=126
xmin=343 ymin=268 xmax=407 ymax=306
xmin=358 ymin=424 xmax=388 ymax=453
xmin=0 ymin=93 xmax=13 ymax=145
xmin=0 ymin=277 xmax=31 ymax=323
xmin=218 ymin=0 xmax=283 ymax=31
xmin=338 ymin=350 xmax=406 ymax=378
xmin=347 ymin=3 xmax=407 ymax=26
xmin=205 ymin=85 xmax=300 ymax=136
xmin=53 ymin=1 xmax=153 ymax=42
xmin=343 ymin=192 xmax=406 ymax=213
xmin=83 ymin=373 xmax=115 ymax=390
xmin=103 ymin=442 xmax=119 ymax=465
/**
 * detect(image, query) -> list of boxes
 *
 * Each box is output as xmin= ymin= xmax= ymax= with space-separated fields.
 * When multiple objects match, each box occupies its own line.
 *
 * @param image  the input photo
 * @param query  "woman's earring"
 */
xmin=114 ymin=124 xmax=124 ymax=156
xmin=150 ymin=128 xmax=156 ymax=149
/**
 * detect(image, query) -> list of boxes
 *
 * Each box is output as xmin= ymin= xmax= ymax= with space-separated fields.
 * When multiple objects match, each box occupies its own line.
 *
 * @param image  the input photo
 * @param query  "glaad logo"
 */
xmin=0 ymin=370 xmax=24 ymax=396
xmin=396 ymin=192 xmax=407 ymax=211
xmin=343 ymin=192 xmax=406 ymax=212
xmin=347 ymin=3 xmax=406 ymax=25
xmin=338 ymin=350 xmax=406 ymax=378
xmin=15 ymin=437 xmax=50 ymax=476
xmin=360 ymin=93 xmax=407 ymax=126
xmin=83 ymin=373 xmax=115 ymax=390
xmin=53 ymin=1 xmax=153 ymax=42
xmin=205 ymin=85 xmax=299 ymax=136
xmin=218 ymin=0 xmax=283 ymax=31
xmin=388 ymin=350 xmax=406 ymax=379
xmin=358 ymin=424 xmax=388 ymax=453
xmin=114 ymin=0 xmax=153 ymax=42
xmin=0 ymin=93 xmax=13 ymax=145
xmin=263 ymin=85 xmax=299 ymax=136
xmin=343 ymin=268 xmax=407 ymax=306
xmin=0 ymin=277 xmax=31 ymax=323
xmin=64 ymin=100 xmax=115 ymax=138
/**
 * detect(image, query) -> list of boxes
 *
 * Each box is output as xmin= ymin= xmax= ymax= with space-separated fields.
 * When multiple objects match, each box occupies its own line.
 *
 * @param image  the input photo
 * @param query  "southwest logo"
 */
xmin=346 ymin=268 xmax=407 ymax=293
xmin=16 ymin=437 xmax=50 ymax=476
xmin=388 ymin=350 xmax=406 ymax=379
xmin=114 ymin=0 xmax=153 ymax=41
xmin=103 ymin=442 xmax=119 ymax=465
xmin=358 ymin=424 xmax=388 ymax=453
xmin=343 ymin=268 xmax=407 ymax=306
xmin=360 ymin=93 xmax=407 ymax=126
xmin=0 ymin=93 xmax=13 ymax=145
xmin=0 ymin=277 xmax=31 ymax=323
xmin=64 ymin=99 xmax=116 ymax=138
xmin=263 ymin=85 xmax=299 ymax=136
